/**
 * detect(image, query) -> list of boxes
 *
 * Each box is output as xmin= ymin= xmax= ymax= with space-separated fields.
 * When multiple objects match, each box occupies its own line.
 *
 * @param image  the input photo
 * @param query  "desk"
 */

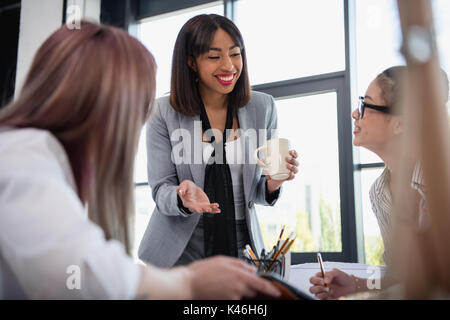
xmin=287 ymin=262 xmax=387 ymax=299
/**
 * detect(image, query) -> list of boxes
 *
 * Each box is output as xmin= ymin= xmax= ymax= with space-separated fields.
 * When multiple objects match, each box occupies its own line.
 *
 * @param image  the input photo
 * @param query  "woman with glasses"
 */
xmin=309 ymin=66 xmax=449 ymax=300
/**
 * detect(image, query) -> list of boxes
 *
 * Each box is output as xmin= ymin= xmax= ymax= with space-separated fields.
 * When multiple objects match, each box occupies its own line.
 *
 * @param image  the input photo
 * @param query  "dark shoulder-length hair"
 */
xmin=170 ymin=14 xmax=251 ymax=116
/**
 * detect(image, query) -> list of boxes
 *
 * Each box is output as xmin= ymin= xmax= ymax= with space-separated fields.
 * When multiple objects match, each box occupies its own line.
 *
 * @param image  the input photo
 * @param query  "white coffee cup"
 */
xmin=253 ymin=138 xmax=291 ymax=180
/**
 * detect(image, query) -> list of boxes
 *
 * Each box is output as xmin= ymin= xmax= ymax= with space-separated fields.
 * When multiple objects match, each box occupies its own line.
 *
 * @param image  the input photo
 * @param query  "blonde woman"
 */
xmin=0 ymin=21 xmax=280 ymax=300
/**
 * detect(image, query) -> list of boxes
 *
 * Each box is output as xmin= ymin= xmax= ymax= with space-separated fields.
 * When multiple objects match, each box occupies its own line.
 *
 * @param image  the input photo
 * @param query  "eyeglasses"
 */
xmin=358 ymin=96 xmax=391 ymax=119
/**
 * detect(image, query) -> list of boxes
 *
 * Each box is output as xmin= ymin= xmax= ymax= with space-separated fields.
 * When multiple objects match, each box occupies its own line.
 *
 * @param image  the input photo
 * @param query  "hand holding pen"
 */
xmin=309 ymin=262 xmax=358 ymax=300
xmin=317 ymin=253 xmax=328 ymax=291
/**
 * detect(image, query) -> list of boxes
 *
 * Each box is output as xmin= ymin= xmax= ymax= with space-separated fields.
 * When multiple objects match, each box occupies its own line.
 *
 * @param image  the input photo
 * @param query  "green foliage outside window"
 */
xmin=364 ymin=235 xmax=385 ymax=265
xmin=292 ymin=210 xmax=314 ymax=252
xmin=259 ymin=193 xmax=386 ymax=265
xmin=259 ymin=194 xmax=343 ymax=253
xmin=319 ymin=195 xmax=341 ymax=251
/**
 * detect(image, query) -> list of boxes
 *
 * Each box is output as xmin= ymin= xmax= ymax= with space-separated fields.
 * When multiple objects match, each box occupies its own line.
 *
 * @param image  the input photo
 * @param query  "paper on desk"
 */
xmin=291 ymin=262 xmax=386 ymax=273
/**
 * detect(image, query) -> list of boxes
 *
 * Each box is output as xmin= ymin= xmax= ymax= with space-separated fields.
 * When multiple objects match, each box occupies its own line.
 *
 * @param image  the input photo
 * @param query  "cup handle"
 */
xmin=253 ymin=146 xmax=268 ymax=168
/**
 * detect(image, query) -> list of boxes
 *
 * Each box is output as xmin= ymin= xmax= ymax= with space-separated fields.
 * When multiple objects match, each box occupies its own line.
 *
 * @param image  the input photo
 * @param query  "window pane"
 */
xmin=132 ymin=185 xmax=155 ymax=262
xmin=354 ymin=1 xmax=402 ymax=165
xmin=434 ymin=0 xmax=450 ymax=77
xmin=359 ymin=168 xmax=385 ymax=265
xmin=134 ymin=126 xmax=147 ymax=184
xmin=137 ymin=3 xmax=223 ymax=98
xmin=356 ymin=0 xmax=404 ymax=99
xmin=257 ymin=92 xmax=342 ymax=252
xmin=356 ymin=148 xmax=383 ymax=165
xmin=355 ymin=0 xmax=449 ymax=127
xmin=234 ymin=0 xmax=345 ymax=85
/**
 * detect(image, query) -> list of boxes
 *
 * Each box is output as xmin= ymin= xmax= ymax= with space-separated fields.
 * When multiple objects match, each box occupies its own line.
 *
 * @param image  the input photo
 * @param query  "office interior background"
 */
xmin=1 ymin=0 xmax=449 ymax=266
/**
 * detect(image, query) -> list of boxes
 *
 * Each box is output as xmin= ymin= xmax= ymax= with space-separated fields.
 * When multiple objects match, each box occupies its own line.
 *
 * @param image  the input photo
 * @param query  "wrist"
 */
xmin=136 ymin=264 xmax=193 ymax=300
xmin=351 ymin=275 xmax=367 ymax=293
xmin=266 ymin=179 xmax=281 ymax=194
xmin=183 ymin=264 xmax=198 ymax=299
xmin=177 ymin=266 xmax=194 ymax=300
xmin=177 ymin=194 xmax=193 ymax=214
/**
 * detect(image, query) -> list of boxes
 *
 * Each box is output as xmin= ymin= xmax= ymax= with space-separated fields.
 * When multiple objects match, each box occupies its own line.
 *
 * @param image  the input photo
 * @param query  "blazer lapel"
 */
xmin=179 ymin=113 xmax=205 ymax=189
xmin=179 ymin=106 xmax=257 ymax=196
xmin=238 ymin=106 xmax=257 ymax=201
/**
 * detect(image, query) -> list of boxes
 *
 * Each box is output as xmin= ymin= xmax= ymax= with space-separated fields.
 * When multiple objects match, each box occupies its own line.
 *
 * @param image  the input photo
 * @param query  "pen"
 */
xmin=278 ymin=225 xmax=286 ymax=240
xmin=317 ymin=253 xmax=329 ymax=289
xmin=245 ymin=244 xmax=259 ymax=265
xmin=281 ymin=237 xmax=296 ymax=256
xmin=275 ymin=225 xmax=286 ymax=251
xmin=271 ymin=245 xmax=277 ymax=259
xmin=243 ymin=249 xmax=257 ymax=266
xmin=268 ymin=232 xmax=295 ymax=271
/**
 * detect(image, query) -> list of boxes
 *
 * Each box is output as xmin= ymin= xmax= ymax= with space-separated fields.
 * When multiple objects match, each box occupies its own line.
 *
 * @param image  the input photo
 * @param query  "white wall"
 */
xmin=15 ymin=0 xmax=64 ymax=95
xmin=67 ymin=0 xmax=101 ymax=22
xmin=15 ymin=0 xmax=101 ymax=96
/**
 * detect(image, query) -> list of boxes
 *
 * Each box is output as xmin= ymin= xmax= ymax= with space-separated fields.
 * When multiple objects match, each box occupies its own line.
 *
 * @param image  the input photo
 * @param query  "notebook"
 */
xmin=250 ymin=272 xmax=316 ymax=300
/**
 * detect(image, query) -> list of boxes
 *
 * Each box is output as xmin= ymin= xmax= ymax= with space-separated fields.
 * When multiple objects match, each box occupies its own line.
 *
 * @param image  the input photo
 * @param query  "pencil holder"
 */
xmin=243 ymin=254 xmax=287 ymax=278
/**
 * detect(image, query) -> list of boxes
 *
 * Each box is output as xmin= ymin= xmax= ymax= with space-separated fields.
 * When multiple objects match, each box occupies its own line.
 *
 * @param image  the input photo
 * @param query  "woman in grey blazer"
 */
xmin=138 ymin=14 xmax=299 ymax=268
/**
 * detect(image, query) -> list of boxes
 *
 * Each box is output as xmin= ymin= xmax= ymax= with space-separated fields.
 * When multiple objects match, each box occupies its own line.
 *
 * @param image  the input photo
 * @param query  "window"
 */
xmin=132 ymin=2 xmax=224 ymax=261
xmin=133 ymin=185 xmax=154 ymax=261
xmin=137 ymin=3 xmax=223 ymax=97
xmin=256 ymin=92 xmax=342 ymax=253
xmin=359 ymin=168 xmax=385 ymax=265
xmin=355 ymin=0 xmax=403 ymax=165
xmin=234 ymin=0 xmax=345 ymax=85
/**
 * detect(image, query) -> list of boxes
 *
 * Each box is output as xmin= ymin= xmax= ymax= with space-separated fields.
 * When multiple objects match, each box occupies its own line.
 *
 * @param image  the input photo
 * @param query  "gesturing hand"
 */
xmin=177 ymin=180 xmax=221 ymax=214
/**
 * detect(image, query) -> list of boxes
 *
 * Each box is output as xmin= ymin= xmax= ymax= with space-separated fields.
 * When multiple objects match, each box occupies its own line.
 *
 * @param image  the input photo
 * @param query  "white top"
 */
xmin=202 ymin=136 xmax=246 ymax=220
xmin=0 ymin=127 xmax=140 ymax=299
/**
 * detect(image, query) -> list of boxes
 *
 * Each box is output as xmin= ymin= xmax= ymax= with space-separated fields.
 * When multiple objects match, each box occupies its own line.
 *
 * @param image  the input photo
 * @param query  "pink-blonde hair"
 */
xmin=0 ymin=21 xmax=157 ymax=253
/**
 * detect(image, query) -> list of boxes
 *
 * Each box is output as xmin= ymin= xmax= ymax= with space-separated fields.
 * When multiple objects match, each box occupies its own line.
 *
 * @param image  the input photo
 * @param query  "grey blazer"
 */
xmin=138 ymin=91 xmax=281 ymax=267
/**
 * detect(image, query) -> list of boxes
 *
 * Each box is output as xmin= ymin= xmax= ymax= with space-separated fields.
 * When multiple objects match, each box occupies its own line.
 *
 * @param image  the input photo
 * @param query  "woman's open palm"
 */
xmin=177 ymin=180 xmax=221 ymax=214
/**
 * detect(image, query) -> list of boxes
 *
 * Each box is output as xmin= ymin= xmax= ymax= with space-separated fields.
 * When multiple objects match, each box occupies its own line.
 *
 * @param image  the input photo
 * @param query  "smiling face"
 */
xmin=189 ymin=28 xmax=242 ymax=99
xmin=352 ymin=79 xmax=401 ymax=155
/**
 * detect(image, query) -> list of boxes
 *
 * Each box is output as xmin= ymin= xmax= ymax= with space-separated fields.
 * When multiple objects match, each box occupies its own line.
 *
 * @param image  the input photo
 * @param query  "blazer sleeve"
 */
xmin=253 ymin=94 xmax=282 ymax=206
xmin=146 ymin=100 xmax=191 ymax=217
